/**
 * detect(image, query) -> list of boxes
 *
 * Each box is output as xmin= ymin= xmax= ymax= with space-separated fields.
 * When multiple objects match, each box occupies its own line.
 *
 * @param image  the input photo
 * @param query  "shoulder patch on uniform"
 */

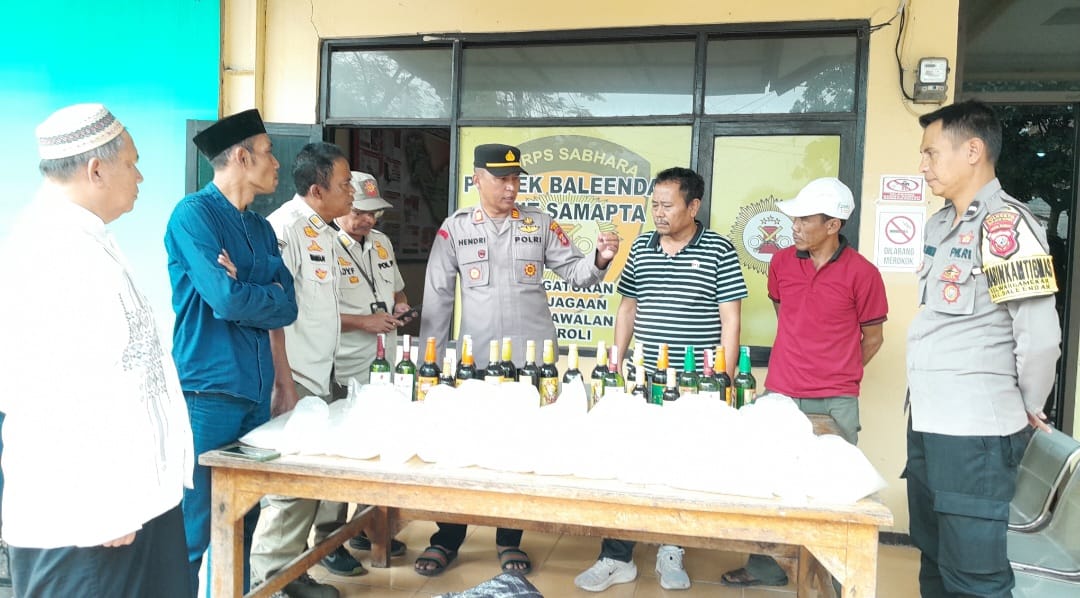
xmin=550 ymin=221 xmax=570 ymax=246
xmin=437 ymin=228 xmax=449 ymax=240
xmin=981 ymin=206 xmax=1058 ymax=303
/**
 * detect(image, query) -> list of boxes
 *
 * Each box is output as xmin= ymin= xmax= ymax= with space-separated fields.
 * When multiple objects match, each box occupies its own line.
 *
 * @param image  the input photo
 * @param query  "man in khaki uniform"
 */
xmin=416 ymin=143 xmax=620 ymax=577
xmin=250 ymin=142 xmax=367 ymax=598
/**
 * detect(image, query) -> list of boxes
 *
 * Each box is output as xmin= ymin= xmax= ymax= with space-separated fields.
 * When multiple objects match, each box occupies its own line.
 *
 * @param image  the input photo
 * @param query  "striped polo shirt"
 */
xmin=617 ymin=221 xmax=748 ymax=373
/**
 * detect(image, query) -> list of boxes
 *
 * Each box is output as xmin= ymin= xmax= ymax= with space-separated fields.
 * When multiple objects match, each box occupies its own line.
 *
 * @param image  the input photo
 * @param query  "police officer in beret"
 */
xmin=416 ymin=143 xmax=619 ymax=576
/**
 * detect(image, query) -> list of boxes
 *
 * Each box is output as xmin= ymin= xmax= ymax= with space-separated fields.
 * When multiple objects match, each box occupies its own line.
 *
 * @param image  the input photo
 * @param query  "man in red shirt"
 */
xmin=721 ymin=177 xmax=887 ymax=588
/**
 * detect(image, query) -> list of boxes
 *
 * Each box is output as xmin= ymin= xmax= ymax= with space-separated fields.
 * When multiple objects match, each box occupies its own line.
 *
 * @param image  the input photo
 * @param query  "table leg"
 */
xmin=209 ymin=469 xmax=262 ymax=598
xmin=799 ymin=525 xmax=879 ymax=598
xmin=368 ymin=506 xmax=393 ymax=568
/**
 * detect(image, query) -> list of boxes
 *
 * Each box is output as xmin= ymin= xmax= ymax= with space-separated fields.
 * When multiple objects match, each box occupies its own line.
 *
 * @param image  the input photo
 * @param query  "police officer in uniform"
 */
xmin=906 ymin=100 xmax=1060 ymax=597
xmin=416 ymin=143 xmax=619 ymax=576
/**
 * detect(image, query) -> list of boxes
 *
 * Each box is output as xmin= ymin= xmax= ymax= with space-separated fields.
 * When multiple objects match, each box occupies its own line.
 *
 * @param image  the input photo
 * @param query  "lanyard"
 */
xmin=336 ymin=232 xmax=380 ymax=298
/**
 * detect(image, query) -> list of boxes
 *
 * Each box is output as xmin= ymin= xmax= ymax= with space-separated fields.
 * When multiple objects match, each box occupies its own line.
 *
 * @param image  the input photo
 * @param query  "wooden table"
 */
xmin=204 ymin=415 xmax=892 ymax=598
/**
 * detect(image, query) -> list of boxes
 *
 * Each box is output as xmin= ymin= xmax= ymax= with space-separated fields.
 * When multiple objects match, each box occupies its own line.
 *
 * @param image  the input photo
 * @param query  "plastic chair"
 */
xmin=1012 ymin=567 xmax=1080 ymax=597
xmin=1009 ymin=427 xmax=1080 ymax=532
xmin=1008 ymin=458 xmax=1080 ymax=581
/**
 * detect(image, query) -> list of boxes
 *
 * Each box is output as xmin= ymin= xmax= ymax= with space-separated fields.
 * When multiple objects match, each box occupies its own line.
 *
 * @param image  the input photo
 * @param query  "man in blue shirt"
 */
xmin=165 ymin=109 xmax=298 ymax=596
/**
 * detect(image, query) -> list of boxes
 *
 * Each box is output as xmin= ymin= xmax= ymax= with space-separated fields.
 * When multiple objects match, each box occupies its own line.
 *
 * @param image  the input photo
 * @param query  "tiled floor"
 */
xmin=306 ymin=521 xmax=922 ymax=597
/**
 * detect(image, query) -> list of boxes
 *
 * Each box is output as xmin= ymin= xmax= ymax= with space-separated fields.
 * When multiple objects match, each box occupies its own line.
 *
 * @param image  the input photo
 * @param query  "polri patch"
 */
xmin=983 ymin=210 xmax=1021 ymax=259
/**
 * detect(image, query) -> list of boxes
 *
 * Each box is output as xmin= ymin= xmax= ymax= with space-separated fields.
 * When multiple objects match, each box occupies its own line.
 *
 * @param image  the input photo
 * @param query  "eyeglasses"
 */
xmin=352 ymin=209 xmax=384 ymax=220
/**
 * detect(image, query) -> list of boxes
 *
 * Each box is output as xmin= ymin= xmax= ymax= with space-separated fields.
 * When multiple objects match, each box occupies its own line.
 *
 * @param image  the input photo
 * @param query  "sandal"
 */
xmin=414 ymin=545 xmax=457 ymax=577
xmin=349 ymin=533 xmax=407 ymax=557
xmin=498 ymin=547 xmax=533 ymax=575
xmin=720 ymin=567 xmax=788 ymax=587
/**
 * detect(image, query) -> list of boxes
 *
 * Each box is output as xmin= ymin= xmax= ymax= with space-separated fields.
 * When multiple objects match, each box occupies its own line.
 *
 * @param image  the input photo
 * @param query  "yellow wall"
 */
xmin=228 ymin=0 xmax=965 ymax=534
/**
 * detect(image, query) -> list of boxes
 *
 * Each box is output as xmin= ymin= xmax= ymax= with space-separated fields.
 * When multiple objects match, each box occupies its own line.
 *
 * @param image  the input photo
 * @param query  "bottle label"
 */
xmin=590 ymin=379 xmax=604 ymax=407
xmin=724 ymin=387 xmax=732 ymax=406
xmin=486 ymin=375 xmax=502 ymax=385
xmin=370 ymin=371 xmax=391 ymax=386
xmin=678 ymin=384 xmax=697 ymax=396
xmin=699 ymin=390 xmax=721 ymax=401
xmin=393 ymin=375 xmax=415 ymax=400
xmin=416 ymin=377 xmax=438 ymax=401
xmin=650 ymin=383 xmax=665 ymax=405
xmin=539 ymin=377 xmax=559 ymax=406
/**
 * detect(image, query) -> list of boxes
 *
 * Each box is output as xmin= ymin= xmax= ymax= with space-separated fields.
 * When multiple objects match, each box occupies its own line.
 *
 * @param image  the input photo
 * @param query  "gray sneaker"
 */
xmin=574 ymin=557 xmax=638 ymax=592
xmin=655 ymin=545 xmax=690 ymax=590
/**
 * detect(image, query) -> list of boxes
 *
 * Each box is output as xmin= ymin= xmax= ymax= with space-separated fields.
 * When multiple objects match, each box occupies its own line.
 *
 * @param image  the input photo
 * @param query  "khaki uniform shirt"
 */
xmin=420 ymin=204 xmax=607 ymax=367
xmin=907 ymin=179 xmax=1060 ymax=436
xmin=334 ymin=228 xmax=405 ymax=385
xmin=267 ymin=196 xmax=341 ymax=398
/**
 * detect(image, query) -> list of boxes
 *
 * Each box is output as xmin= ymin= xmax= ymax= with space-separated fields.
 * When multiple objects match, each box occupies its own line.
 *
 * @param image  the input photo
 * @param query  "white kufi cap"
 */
xmin=36 ymin=103 xmax=125 ymax=160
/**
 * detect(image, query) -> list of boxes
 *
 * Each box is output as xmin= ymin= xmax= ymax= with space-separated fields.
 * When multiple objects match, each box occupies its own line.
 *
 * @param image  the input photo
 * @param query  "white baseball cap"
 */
xmin=776 ymin=177 xmax=855 ymax=220
xmin=350 ymin=171 xmax=393 ymax=211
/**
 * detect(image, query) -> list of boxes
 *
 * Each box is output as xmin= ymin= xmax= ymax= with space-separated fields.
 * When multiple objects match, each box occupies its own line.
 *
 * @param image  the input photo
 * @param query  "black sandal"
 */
xmin=498 ymin=547 xmax=533 ymax=575
xmin=414 ymin=545 xmax=457 ymax=577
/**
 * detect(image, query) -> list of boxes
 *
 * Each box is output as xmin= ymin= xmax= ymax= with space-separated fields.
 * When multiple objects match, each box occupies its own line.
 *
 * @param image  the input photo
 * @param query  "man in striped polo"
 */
xmin=575 ymin=166 xmax=747 ymax=592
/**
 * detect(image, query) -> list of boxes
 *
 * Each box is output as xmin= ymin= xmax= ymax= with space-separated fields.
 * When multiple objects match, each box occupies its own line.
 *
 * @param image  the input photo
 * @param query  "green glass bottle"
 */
xmin=438 ymin=349 xmax=456 ymax=387
xmin=602 ymin=345 xmax=625 ymax=391
xmin=484 ymin=339 xmax=503 ymax=385
xmin=518 ymin=340 xmax=541 ymax=390
xmin=393 ymin=333 xmax=416 ymax=400
xmin=733 ymin=345 xmax=756 ymax=408
xmin=714 ymin=346 xmax=733 ymax=406
xmin=455 ymin=336 xmax=478 ymax=386
xmin=499 ymin=336 xmax=518 ymax=382
xmin=589 ymin=339 xmax=607 ymax=409
xmin=369 ymin=333 xmax=392 ymax=386
xmin=677 ymin=344 xmax=699 ymax=396
xmin=562 ymin=343 xmax=582 ymax=384
xmin=697 ymin=348 xmax=722 ymax=400
xmin=416 ymin=337 xmax=441 ymax=401
xmin=661 ymin=367 xmax=680 ymax=402
xmin=650 ymin=343 xmax=669 ymax=405
xmin=538 ymin=339 xmax=560 ymax=405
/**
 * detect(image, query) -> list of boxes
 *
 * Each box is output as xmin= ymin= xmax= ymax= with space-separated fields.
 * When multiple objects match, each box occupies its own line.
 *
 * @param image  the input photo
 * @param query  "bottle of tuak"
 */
xmin=650 ymin=343 xmax=669 ymax=405
xmin=602 ymin=344 xmax=625 ymax=392
xmin=455 ymin=335 xmax=478 ymax=386
xmin=438 ymin=349 xmax=456 ymax=387
xmin=415 ymin=336 xmax=441 ymax=401
xmin=697 ymin=348 xmax=722 ymax=400
xmin=484 ymin=339 xmax=503 ymax=385
xmin=677 ymin=344 xmax=699 ymax=396
xmin=369 ymin=333 xmax=392 ymax=385
xmin=714 ymin=346 xmax=733 ymax=406
xmin=629 ymin=342 xmax=648 ymax=400
xmin=538 ymin=339 xmax=560 ymax=405
xmin=499 ymin=337 xmax=518 ymax=382
xmin=563 ymin=343 xmax=582 ymax=385
xmin=589 ymin=339 xmax=608 ymax=409
xmin=662 ymin=367 xmax=680 ymax=402
xmin=393 ymin=333 xmax=417 ymax=401
xmin=733 ymin=345 xmax=756 ymax=408
xmin=518 ymin=340 xmax=541 ymax=390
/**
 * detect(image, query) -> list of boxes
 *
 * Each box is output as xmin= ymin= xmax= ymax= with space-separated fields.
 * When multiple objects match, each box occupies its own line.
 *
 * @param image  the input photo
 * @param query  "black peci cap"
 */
xmin=473 ymin=143 xmax=528 ymax=176
xmin=193 ymin=109 xmax=267 ymax=160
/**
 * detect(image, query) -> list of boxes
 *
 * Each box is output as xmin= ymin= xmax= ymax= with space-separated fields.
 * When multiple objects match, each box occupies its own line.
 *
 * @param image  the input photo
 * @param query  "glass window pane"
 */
xmin=329 ymin=49 xmax=451 ymax=119
xmin=461 ymin=41 xmax=694 ymax=118
xmin=705 ymin=37 xmax=857 ymax=114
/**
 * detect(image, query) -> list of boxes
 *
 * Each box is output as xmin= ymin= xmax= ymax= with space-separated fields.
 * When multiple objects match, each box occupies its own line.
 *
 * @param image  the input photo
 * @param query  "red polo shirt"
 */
xmin=765 ymin=237 xmax=888 ymax=398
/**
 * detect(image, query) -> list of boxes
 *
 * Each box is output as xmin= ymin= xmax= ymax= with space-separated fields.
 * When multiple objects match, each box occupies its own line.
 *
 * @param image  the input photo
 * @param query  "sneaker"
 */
xmin=320 ymin=546 xmax=367 ymax=577
xmin=283 ymin=573 xmax=340 ymax=598
xmin=574 ymin=557 xmax=638 ymax=592
xmin=348 ymin=533 xmax=407 ymax=557
xmin=655 ymin=545 xmax=691 ymax=590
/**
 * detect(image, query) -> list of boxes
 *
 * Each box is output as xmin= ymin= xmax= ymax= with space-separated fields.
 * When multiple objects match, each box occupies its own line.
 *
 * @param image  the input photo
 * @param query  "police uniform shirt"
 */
xmin=907 ymin=178 xmax=1060 ymax=436
xmin=420 ymin=204 xmax=607 ymax=367
xmin=266 ymin=196 xmax=342 ymax=397
xmin=334 ymin=228 xmax=405 ymax=384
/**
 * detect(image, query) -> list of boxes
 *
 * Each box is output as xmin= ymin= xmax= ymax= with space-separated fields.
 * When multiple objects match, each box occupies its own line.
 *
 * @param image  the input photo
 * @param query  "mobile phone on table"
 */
xmin=218 ymin=444 xmax=280 ymax=462
xmin=396 ymin=306 xmax=421 ymax=322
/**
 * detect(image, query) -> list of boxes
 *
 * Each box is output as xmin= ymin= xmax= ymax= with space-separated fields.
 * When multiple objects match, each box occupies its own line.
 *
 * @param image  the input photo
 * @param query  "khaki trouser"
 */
xmin=249 ymin=382 xmax=348 ymax=581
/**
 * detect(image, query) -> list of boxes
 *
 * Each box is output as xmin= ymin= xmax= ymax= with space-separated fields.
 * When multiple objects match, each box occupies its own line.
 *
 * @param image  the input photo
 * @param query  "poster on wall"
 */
xmin=457 ymin=126 xmax=692 ymax=350
xmin=709 ymin=135 xmax=841 ymax=348
xmin=874 ymin=205 xmax=925 ymax=272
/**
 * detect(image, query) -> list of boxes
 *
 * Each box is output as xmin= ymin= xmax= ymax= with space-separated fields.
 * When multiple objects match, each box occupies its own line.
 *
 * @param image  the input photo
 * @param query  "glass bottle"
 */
xmin=562 ymin=343 xmax=582 ymax=384
xmin=733 ymin=345 xmax=756 ymax=408
xmin=438 ymin=349 xmax=456 ymax=387
xmin=677 ymin=344 xmax=699 ymax=396
xmin=538 ymin=339 xmax=560 ymax=405
xmin=455 ymin=335 xmax=478 ymax=386
xmin=499 ymin=336 xmax=518 ymax=382
xmin=629 ymin=343 xmax=648 ymax=400
xmin=714 ymin=346 xmax=733 ymax=406
xmin=602 ymin=344 xmax=625 ymax=391
xmin=369 ymin=333 xmax=392 ymax=385
xmin=484 ymin=339 xmax=503 ymax=384
xmin=393 ymin=333 xmax=416 ymax=400
xmin=415 ymin=337 xmax=441 ymax=401
xmin=697 ymin=348 xmax=722 ymax=400
xmin=518 ymin=340 xmax=541 ymax=390
xmin=650 ymin=343 xmax=669 ymax=404
xmin=662 ymin=367 xmax=680 ymax=402
xmin=589 ymin=339 xmax=607 ymax=409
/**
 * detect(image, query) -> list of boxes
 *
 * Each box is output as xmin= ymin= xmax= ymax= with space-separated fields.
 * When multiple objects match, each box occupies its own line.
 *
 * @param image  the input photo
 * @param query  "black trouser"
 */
xmin=903 ymin=418 xmax=1029 ymax=598
xmin=430 ymin=523 xmax=522 ymax=552
xmin=598 ymin=538 xmax=635 ymax=562
xmin=10 ymin=504 xmax=191 ymax=598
